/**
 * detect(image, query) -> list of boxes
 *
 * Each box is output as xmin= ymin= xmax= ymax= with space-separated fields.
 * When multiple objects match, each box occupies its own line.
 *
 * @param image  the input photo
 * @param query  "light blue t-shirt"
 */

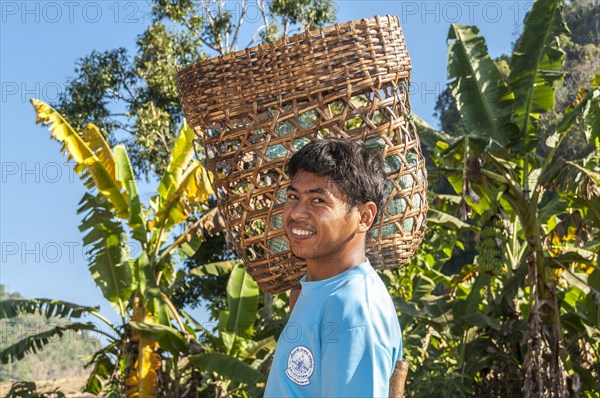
xmin=264 ymin=260 xmax=402 ymax=397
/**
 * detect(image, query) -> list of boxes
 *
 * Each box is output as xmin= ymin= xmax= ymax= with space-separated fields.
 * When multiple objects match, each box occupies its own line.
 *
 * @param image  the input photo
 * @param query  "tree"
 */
xmin=406 ymin=0 xmax=599 ymax=395
xmin=54 ymin=0 xmax=336 ymax=180
xmin=52 ymin=1 xmax=337 ymax=333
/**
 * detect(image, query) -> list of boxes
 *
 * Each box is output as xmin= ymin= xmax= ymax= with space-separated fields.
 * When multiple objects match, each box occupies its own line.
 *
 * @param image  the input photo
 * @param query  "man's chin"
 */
xmin=290 ymin=245 xmax=314 ymax=260
xmin=290 ymin=248 xmax=305 ymax=259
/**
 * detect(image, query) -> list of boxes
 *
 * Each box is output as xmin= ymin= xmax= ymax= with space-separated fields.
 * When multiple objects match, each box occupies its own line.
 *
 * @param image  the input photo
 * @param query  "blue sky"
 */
xmin=1 ymin=1 xmax=525 ymax=327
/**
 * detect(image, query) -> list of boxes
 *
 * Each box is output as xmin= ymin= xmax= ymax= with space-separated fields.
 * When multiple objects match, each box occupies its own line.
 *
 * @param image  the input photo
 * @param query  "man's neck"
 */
xmin=305 ymin=253 xmax=367 ymax=281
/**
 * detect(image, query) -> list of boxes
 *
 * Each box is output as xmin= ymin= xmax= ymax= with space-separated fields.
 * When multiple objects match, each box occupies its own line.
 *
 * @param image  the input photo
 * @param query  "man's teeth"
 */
xmin=292 ymin=228 xmax=313 ymax=236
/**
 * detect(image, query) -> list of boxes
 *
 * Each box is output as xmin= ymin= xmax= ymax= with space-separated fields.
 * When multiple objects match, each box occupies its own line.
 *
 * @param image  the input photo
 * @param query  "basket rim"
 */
xmin=176 ymin=14 xmax=407 ymax=75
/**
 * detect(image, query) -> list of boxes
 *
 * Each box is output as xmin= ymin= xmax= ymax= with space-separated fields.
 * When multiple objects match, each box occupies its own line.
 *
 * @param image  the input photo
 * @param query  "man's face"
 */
xmin=283 ymin=171 xmax=362 ymax=266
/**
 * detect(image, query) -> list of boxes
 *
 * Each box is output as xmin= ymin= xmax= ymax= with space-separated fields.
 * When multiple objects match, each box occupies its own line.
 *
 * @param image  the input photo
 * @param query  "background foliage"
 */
xmin=0 ymin=285 xmax=101 ymax=383
xmin=2 ymin=0 xmax=598 ymax=397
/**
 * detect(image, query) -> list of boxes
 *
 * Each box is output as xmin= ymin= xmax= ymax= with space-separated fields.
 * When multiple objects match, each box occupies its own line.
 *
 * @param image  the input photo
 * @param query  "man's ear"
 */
xmin=357 ymin=201 xmax=378 ymax=232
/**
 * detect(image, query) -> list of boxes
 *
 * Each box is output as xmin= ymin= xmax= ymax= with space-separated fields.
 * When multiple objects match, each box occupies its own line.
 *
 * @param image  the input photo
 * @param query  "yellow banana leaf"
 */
xmin=157 ymin=122 xmax=197 ymax=200
xmin=82 ymin=124 xmax=118 ymax=181
xmin=168 ymin=122 xmax=197 ymax=176
xmin=31 ymin=99 xmax=129 ymax=219
xmin=151 ymin=161 xmax=214 ymax=232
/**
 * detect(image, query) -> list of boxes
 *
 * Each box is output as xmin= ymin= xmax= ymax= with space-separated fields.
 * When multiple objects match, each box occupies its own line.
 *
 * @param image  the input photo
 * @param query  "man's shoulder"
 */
xmin=320 ymin=272 xmax=374 ymax=329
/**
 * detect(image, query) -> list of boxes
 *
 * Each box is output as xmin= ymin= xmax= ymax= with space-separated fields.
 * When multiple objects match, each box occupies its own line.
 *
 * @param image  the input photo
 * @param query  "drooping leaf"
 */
xmin=31 ymin=99 xmax=129 ymax=218
xmin=427 ymin=209 xmax=476 ymax=231
xmin=509 ymin=0 xmax=569 ymax=150
xmin=84 ymin=349 xmax=116 ymax=395
xmin=144 ymin=287 xmax=170 ymax=327
xmin=188 ymin=352 xmax=264 ymax=385
xmin=129 ymin=321 xmax=187 ymax=355
xmin=0 ymin=322 xmax=97 ymax=364
xmin=81 ymin=124 xmax=117 ymax=180
xmin=0 ymin=298 xmax=98 ymax=319
xmin=5 ymin=381 xmax=66 ymax=398
xmin=447 ymin=24 xmax=516 ymax=151
xmin=549 ymin=247 xmax=598 ymax=268
xmin=459 ymin=311 xmax=502 ymax=331
xmin=538 ymin=196 xmax=568 ymax=226
xmin=190 ymin=259 xmax=241 ymax=277
xmin=78 ymin=193 xmax=134 ymax=316
xmin=239 ymin=336 xmax=277 ymax=360
xmin=83 ymin=341 xmax=119 ymax=395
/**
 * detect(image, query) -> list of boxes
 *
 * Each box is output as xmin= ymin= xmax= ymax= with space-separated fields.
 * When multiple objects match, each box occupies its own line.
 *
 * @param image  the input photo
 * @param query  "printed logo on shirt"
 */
xmin=285 ymin=345 xmax=314 ymax=386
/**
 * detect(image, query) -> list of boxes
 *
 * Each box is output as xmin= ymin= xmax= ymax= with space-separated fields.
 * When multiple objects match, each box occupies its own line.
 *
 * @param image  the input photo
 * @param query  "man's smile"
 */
xmin=288 ymin=224 xmax=316 ymax=238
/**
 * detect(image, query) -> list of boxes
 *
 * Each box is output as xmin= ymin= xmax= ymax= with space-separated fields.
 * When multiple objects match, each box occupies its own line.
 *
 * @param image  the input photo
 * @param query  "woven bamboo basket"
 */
xmin=176 ymin=15 xmax=428 ymax=293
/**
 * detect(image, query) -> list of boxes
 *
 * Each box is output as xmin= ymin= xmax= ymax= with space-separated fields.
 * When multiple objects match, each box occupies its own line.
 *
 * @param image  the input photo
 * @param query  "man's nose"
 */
xmin=286 ymin=200 xmax=309 ymax=220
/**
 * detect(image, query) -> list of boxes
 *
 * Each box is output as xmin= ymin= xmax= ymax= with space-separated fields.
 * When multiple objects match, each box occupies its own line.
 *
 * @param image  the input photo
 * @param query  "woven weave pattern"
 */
xmin=176 ymin=15 xmax=428 ymax=293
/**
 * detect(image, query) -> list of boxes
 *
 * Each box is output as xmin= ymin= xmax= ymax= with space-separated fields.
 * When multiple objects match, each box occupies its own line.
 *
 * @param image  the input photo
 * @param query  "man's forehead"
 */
xmin=288 ymin=171 xmax=342 ymax=195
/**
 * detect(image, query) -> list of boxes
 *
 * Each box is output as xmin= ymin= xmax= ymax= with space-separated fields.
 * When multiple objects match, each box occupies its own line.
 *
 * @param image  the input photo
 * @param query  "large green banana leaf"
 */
xmin=188 ymin=352 xmax=264 ymax=385
xmin=218 ymin=263 xmax=260 ymax=355
xmin=79 ymin=193 xmax=134 ymax=317
xmin=447 ymin=24 xmax=516 ymax=151
xmin=114 ymin=145 xmax=147 ymax=242
xmin=0 ymin=322 xmax=97 ymax=363
xmin=127 ymin=252 xmax=169 ymax=327
xmin=150 ymin=122 xmax=213 ymax=239
xmin=509 ymin=0 xmax=569 ymax=149
xmin=225 ymin=263 xmax=259 ymax=339
xmin=0 ymin=298 xmax=98 ymax=319
xmin=31 ymin=99 xmax=129 ymax=218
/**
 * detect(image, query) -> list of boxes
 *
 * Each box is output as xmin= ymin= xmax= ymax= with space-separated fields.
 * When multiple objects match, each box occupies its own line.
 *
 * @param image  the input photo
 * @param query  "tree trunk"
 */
xmin=522 ymin=237 xmax=568 ymax=398
xmin=124 ymin=294 xmax=161 ymax=398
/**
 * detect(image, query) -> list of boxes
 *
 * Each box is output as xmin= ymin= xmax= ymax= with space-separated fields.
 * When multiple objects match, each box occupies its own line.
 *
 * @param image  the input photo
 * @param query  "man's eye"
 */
xmin=312 ymin=198 xmax=325 ymax=203
xmin=287 ymin=194 xmax=298 ymax=201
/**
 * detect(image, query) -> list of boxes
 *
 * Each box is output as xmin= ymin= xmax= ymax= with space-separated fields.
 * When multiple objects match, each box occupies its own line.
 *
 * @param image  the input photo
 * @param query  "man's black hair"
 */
xmin=286 ymin=138 xmax=389 ymax=224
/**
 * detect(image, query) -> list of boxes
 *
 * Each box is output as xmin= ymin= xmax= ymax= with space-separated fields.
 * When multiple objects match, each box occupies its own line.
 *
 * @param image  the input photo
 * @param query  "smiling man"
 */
xmin=264 ymin=138 xmax=403 ymax=397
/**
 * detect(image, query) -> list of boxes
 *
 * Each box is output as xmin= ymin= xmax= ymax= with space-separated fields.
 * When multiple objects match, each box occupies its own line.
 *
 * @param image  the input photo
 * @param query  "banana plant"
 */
xmin=187 ymin=261 xmax=276 ymax=397
xmin=413 ymin=0 xmax=599 ymax=394
xmin=1 ymin=100 xmax=215 ymax=397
